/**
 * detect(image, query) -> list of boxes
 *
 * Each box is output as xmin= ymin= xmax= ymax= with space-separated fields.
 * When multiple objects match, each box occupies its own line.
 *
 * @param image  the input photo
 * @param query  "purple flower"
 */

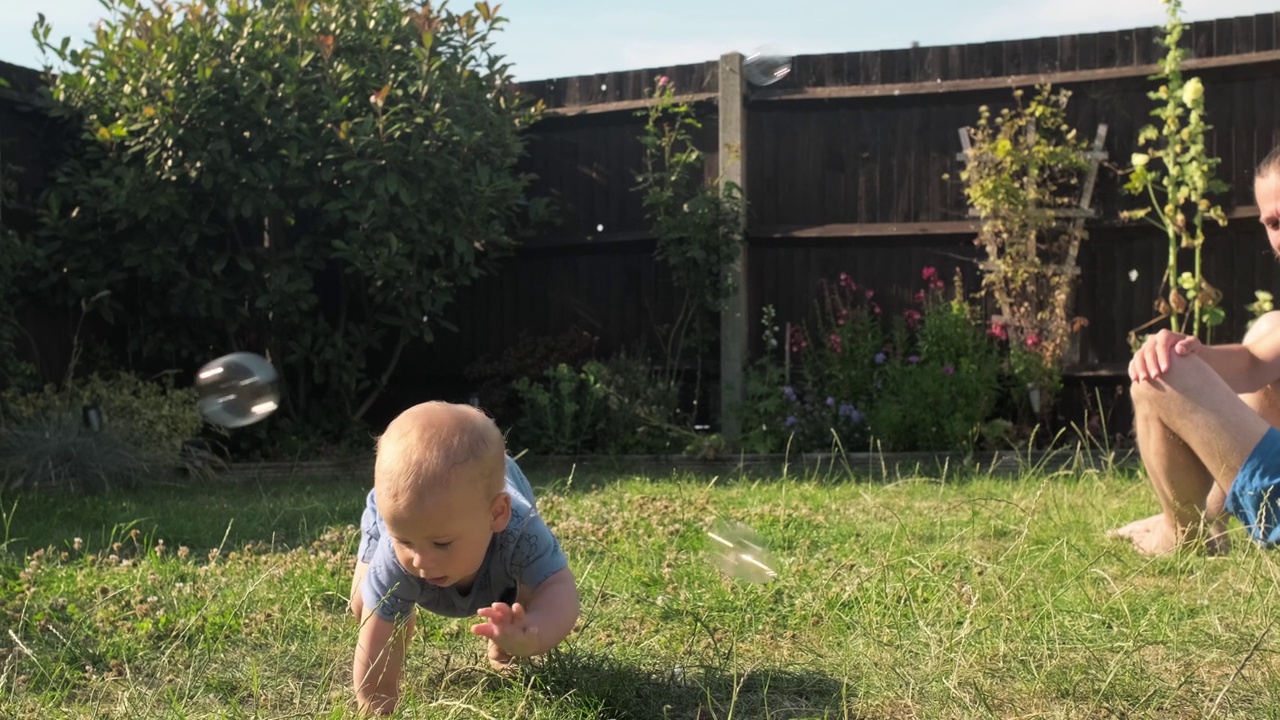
xmin=782 ymin=386 xmax=797 ymax=402
xmin=874 ymin=352 xmax=886 ymax=364
xmin=825 ymin=396 xmax=835 ymax=407
xmin=943 ymin=365 xmax=955 ymax=375
xmin=838 ymin=403 xmax=863 ymax=425
xmin=908 ymin=355 xmax=920 ymax=364
xmin=784 ymin=415 xmax=798 ymax=428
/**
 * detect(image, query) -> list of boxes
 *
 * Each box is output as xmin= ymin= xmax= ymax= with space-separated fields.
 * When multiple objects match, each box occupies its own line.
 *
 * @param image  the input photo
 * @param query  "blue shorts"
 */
xmin=1226 ymin=426 xmax=1280 ymax=547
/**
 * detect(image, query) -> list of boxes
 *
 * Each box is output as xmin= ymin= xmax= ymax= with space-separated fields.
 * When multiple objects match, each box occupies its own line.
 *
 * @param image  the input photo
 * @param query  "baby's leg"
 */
xmin=350 ymin=560 xmax=370 ymax=618
xmin=486 ymin=584 xmax=534 ymax=670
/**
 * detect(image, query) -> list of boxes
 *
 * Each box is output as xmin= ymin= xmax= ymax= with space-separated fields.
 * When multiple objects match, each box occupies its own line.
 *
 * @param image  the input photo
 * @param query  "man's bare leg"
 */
xmin=1112 ymin=312 xmax=1280 ymax=554
xmin=1111 ymin=352 xmax=1273 ymax=555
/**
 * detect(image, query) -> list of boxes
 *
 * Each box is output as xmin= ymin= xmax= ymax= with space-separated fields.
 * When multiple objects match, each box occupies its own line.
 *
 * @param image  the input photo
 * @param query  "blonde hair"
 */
xmin=373 ymin=401 xmax=506 ymax=514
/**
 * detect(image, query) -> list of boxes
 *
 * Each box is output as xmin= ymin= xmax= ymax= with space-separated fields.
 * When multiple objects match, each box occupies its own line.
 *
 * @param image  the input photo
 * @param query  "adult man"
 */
xmin=1112 ymin=145 xmax=1280 ymax=555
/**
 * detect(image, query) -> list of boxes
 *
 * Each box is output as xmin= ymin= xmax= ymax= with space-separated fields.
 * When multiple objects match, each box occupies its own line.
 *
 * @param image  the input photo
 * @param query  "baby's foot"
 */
xmin=1108 ymin=514 xmax=1178 ymax=556
xmin=487 ymin=639 xmax=515 ymax=672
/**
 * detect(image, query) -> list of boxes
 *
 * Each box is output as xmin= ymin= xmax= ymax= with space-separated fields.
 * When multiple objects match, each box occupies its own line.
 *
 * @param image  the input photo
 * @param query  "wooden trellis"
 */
xmin=956 ymin=121 xmax=1109 ymax=365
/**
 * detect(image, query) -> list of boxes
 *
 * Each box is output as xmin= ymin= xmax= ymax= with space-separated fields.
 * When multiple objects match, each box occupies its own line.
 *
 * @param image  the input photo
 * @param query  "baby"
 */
xmin=348 ymin=401 xmax=579 ymax=715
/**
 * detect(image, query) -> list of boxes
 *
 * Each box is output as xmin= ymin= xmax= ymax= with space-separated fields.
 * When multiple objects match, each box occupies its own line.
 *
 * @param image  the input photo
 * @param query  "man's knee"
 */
xmin=1130 ymin=375 xmax=1159 ymax=410
xmin=1129 ymin=353 xmax=1210 ymax=411
xmin=1244 ymin=311 xmax=1280 ymax=345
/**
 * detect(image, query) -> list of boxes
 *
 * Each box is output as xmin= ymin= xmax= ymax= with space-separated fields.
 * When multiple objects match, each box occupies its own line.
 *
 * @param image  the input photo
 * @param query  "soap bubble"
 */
xmin=744 ymin=46 xmax=793 ymax=87
xmin=705 ymin=519 xmax=778 ymax=583
xmin=195 ymin=352 xmax=280 ymax=428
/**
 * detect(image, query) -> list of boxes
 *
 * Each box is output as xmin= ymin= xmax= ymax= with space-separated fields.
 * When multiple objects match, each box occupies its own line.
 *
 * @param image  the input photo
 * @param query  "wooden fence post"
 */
xmin=718 ymin=52 xmax=748 ymax=444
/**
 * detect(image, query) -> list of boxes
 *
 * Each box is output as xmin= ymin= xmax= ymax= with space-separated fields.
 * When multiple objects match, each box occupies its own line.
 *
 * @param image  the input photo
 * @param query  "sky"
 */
xmin=1 ymin=0 xmax=1276 ymax=82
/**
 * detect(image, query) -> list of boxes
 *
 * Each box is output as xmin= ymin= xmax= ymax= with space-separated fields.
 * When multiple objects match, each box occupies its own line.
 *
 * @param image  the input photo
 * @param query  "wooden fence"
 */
xmin=3 ymin=12 xmax=1280 ymax=434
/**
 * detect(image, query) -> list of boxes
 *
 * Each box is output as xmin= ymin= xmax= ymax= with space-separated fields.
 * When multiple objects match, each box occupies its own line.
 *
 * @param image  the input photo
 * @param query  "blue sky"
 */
xmin=1 ymin=0 xmax=1275 ymax=81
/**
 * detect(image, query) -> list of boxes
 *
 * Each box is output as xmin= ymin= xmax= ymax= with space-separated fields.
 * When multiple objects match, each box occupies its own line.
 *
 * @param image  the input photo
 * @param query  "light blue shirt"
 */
xmin=357 ymin=456 xmax=567 ymax=622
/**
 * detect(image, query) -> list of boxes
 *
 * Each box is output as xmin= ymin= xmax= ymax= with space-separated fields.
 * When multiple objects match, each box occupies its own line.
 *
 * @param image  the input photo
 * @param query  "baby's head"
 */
xmin=374 ymin=401 xmax=510 ymax=588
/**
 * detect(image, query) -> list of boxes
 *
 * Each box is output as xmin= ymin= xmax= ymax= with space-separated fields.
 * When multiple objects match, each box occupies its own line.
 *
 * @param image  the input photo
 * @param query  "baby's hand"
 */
xmin=471 ymin=602 xmax=540 ymax=657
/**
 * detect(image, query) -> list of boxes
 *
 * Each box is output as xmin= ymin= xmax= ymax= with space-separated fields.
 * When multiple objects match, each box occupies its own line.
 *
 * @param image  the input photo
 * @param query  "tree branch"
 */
xmin=354 ymin=331 xmax=408 ymax=421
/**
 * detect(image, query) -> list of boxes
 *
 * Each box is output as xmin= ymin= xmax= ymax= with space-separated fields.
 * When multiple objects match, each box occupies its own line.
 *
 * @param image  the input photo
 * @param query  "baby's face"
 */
xmin=384 ymin=477 xmax=510 ymax=589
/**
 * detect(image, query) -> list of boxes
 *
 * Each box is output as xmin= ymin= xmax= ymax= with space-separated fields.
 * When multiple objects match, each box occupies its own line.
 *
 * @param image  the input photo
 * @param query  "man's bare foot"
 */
xmin=487 ymin=639 xmax=516 ymax=672
xmin=1108 ymin=513 xmax=1232 ymax=556
xmin=1108 ymin=514 xmax=1178 ymax=556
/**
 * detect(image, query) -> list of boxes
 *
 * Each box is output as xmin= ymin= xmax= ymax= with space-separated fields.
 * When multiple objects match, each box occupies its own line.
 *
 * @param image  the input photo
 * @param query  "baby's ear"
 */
xmin=488 ymin=491 xmax=512 ymax=532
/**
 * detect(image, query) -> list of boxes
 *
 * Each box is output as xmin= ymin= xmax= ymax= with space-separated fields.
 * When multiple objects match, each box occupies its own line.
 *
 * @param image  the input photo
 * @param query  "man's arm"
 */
xmin=353 ymin=609 xmax=414 ymax=716
xmin=1193 ymin=342 xmax=1272 ymax=393
xmin=1130 ymin=328 xmax=1280 ymax=393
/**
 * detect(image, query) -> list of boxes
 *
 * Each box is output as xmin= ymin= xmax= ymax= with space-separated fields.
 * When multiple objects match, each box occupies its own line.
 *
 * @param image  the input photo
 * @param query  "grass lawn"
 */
xmin=2 ymin=457 xmax=1279 ymax=718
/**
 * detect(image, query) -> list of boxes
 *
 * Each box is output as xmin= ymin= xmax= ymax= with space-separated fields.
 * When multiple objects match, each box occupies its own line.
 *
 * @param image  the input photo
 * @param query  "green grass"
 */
xmin=3 ymin=457 xmax=1280 ymax=718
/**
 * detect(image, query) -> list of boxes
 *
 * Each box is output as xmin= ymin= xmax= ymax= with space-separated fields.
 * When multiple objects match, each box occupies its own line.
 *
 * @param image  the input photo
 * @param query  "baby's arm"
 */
xmin=472 ymin=566 xmax=579 ymax=657
xmin=523 ymin=567 xmax=579 ymax=653
xmin=352 ymin=608 xmax=414 ymax=716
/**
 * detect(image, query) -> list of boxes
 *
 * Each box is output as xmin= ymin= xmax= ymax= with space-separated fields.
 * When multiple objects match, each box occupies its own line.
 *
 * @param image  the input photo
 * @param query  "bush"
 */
xmin=0 ymin=373 xmax=210 ymax=492
xmin=591 ymin=352 xmax=683 ymax=455
xmin=510 ymin=353 xmax=685 ymax=456
xmin=465 ymin=328 xmax=599 ymax=428
xmin=866 ymin=273 xmax=1000 ymax=452
xmin=510 ymin=363 xmax=613 ymax=456
xmin=739 ymin=268 xmax=1004 ymax=455
xmin=27 ymin=0 xmax=545 ymax=449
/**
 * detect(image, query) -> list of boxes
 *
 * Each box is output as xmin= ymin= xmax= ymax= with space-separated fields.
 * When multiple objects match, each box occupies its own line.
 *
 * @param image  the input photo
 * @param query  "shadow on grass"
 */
xmin=515 ymin=648 xmax=854 ymax=720
xmin=0 ymin=474 xmax=367 ymax=556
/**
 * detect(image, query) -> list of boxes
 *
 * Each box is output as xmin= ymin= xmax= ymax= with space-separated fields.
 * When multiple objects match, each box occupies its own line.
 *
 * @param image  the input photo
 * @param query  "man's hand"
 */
xmin=1130 ymin=329 xmax=1201 ymax=382
xmin=471 ymin=602 xmax=541 ymax=658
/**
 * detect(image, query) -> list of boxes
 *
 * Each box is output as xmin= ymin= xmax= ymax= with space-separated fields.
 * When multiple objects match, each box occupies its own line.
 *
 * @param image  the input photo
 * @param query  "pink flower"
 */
xmin=789 ymin=325 xmax=808 ymax=354
xmin=1025 ymin=333 xmax=1041 ymax=348
xmin=828 ymin=332 xmax=843 ymax=354
xmin=904 ymin=309 xmax=922 ymax=328
xmin=922 ymin=266 xmax=938 ymax=282
xmin=943 ymin=365 xmax=955 ymax=375
xmin=913 ymin=289 xmax=926 ymax=304
xmin=870 ymin=302 xmax=882 ymax=315
xmin=865 ymin=289 xmax=875 ymax=300
xmin=836 ymin=307 xmax=849 ymax=326
xmin=657 ymin=75 xmax=671 ymax=87
xmin=988 ymin=321 xmax=1008 ymax=341
xmin=838 ymin=272 xmax=857 ymax=291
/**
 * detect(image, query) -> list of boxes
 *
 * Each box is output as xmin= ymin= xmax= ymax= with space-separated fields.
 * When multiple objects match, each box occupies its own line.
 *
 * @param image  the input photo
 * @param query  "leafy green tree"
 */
xmin=27 ymin=0 xmax=545 ymax=437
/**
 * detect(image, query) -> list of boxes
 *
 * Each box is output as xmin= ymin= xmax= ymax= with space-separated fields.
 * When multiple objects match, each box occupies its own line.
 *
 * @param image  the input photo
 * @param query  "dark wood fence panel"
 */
xmin=404 ymin=241 xmax=680 ymax=379
xmin=518 ymin=110 xmax=719 ymax=246
xmin=4 ymin=12 xmax=1280 ymax=411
